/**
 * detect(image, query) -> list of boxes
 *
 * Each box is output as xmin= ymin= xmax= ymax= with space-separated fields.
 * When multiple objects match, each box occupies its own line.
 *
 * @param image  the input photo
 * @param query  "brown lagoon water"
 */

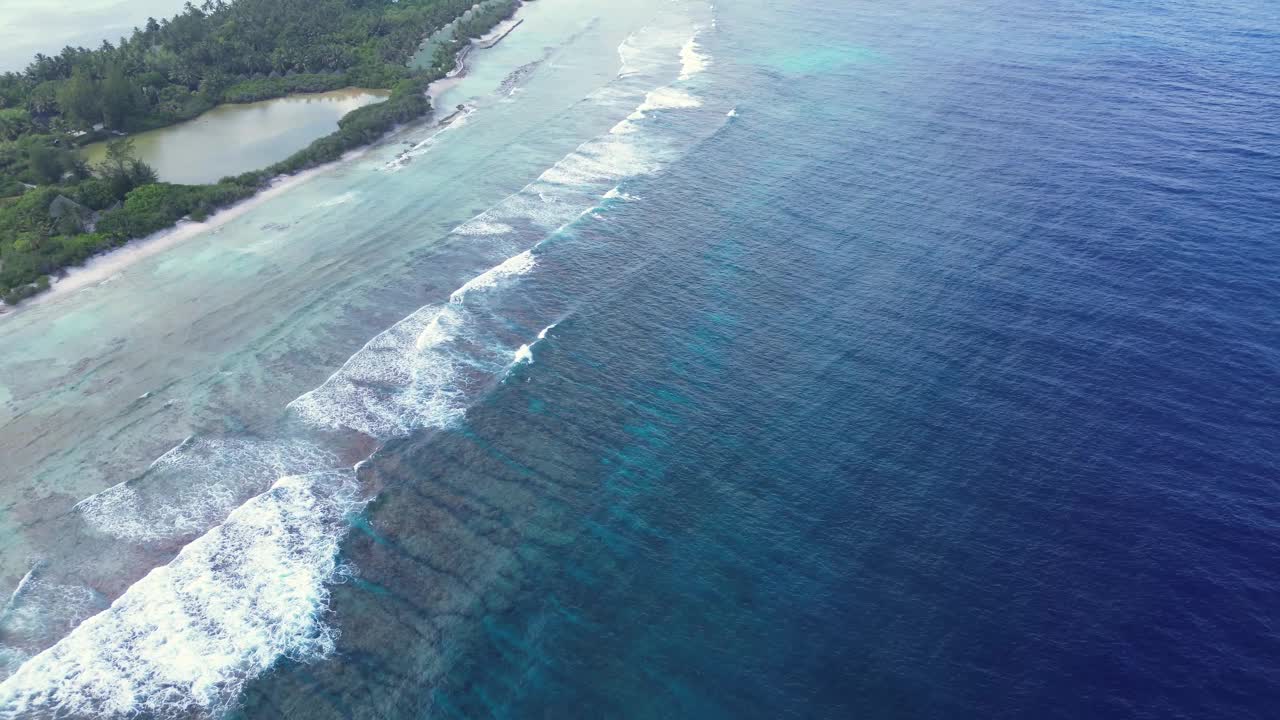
xmin=81 ymin=88 xmax=390 ymax=184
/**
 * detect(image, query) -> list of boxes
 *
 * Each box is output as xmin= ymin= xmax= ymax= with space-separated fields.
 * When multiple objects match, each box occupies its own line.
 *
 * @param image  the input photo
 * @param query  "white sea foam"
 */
xmin=290 ymin=304 xmax=469 ymax=439
xmin=292 ymin=247 xmax=551 ymax=439
xmin=74 ymin=438 xmax=338 ymax=543
xmin=383 ymin=106 xmax=475 ymax=172
xmin=617 ymin=32 xmax=643 ymax=77
xmin=610 ymin=86 xmax=703 ymax=137
xmin=632 ymin=86 xmax=703 ymax=117
xmin=678 ymin=33 xmax=710 ymax=80
xmin=513 ymin=323 xmax=558 ymax=367
xmin=486 ymin=191 xmax=578 ymax=231
xmin=317 ymin=191 xmax=357 ymax=208
xmin=0 ymin=569 xmax=101 ymax=680
xmin=0 ymin=471 xmax=364 ymax=719
xmin=0 ymin=572 xmax=98 ymax=639
xmin=450 ymin=250 xmax=537 ymax=304
xmin=616 ymin=21 xmax=698 ymax=80
xmin=447 ymin=109 xmax=473 ymax=130
xmin=544 ymin=80 xmax=706 ymax=185
xmin=603 ymin=186 xmax=641 ymax=202
xmin=452 ymin=219 xmax=515 ymax=237
xmin=291 ymin=250 xmax=541 ymax=436
xmin=1 ymin=570 xmax=35 ymax=613
xmin=414 ymin=307 xmax=457 ymax=352
xmin=537 ymin=138 xmax=660 ymax=185
xmin=2 ymin=7 xmax=719 ymax=710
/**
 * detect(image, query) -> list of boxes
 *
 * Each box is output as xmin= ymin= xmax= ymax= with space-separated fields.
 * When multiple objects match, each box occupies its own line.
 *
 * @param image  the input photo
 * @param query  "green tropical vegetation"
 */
xmin=0 ymin=0 xmax=519 ymax=304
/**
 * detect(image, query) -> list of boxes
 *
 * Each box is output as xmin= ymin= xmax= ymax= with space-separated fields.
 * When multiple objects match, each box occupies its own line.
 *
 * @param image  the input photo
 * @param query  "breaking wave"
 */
xmin=383 ymin=105 xmax=475 ymax=172
xmin=679 ymin=32 xmax=711 ymax=80
xmin=290 ymin=26 xmax=712 ymax=441
xmin=288 ymin=304 xmax=472 ymax=439
xmin=453 ymin=219 xmax=515 ymax=236
xmin=0 ymin=471 xmax=365 ymax=719
xmin=0 ymin=6 xmax=720 ymax=714
xmin=75 ymin=437 xmax=338 ymax=543
xmin=512 ymin=323 xmax=558 ymax=366
xmin=0 ymin=569 xmax=101 ymax=680
xmin=450 ymin=250 xmax=537 ymax=303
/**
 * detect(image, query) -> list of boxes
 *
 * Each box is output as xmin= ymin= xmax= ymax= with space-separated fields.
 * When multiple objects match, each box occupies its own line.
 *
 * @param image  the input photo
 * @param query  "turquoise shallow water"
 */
xmin=0 ymin=0 xmax=679 ymax=604
xmin=0 ymin=0 xmax=717 ymax=712
xmin=4 ymin=0 xmax=1280 ymax=717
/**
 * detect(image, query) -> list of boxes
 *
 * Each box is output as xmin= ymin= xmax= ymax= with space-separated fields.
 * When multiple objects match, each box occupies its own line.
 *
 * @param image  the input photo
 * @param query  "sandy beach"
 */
xmin=3 ymin=7 xmax=530 ymax=317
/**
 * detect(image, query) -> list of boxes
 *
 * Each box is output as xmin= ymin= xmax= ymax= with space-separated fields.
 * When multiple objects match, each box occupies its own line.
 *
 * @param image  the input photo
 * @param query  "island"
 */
xmin=0 ymin=0 xmax=521 ymax=305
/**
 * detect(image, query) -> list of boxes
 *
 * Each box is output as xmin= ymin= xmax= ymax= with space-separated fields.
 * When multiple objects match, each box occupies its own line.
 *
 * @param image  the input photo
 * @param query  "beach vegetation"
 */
xmin=0 ymin=0 xmax=519 ymax=303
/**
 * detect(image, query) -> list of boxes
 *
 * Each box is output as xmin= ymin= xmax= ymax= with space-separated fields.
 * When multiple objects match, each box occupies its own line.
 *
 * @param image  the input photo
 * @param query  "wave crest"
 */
xmin=289 ymin=305 xmax=469 ymax=439
xmin=450 ymin=250 xmax=537 ymax=304
xmin=679 ymin=33 xmax=710 ymax=80
xmin=0 ymin=471 xmax=364 ymax=719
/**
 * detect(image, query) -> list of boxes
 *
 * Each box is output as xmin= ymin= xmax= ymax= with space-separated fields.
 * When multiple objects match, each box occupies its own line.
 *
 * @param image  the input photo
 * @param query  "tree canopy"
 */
xmin=0 ymin=0 xmax=520 ymax=304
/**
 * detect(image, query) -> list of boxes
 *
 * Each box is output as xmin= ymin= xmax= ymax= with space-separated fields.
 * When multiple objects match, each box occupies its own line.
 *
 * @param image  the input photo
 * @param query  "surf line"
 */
xmin=5 ymin=9 xmax=716 ymax=707
xmin=0 ymin=244 xmax=553 ymax=714
xmin=6 ymin=2 xmax=535 ymax=316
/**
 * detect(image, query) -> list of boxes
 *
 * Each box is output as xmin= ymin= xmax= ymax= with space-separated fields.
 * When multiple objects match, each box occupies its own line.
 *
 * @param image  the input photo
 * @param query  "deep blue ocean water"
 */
xmin=6 ymin=0 xmax=1276 ymax=717
xmin=224 ymin=0 xmax=1280 ymax=717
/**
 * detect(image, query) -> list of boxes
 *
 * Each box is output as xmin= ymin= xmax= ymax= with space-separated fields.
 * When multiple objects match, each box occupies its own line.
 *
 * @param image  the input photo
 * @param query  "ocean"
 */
xmin=1 ymin=0 xmax=1279 ymax=717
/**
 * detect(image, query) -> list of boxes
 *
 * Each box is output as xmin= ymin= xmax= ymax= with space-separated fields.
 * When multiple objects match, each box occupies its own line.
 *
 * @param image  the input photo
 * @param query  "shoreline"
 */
xmin=2 ymin=5 xmax=529 ymax=317
xmin=18 ymin=158 xmax=352 ymax=309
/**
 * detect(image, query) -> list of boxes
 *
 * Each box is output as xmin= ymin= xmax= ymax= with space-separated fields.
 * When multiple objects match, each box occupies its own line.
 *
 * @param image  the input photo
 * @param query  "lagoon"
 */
xmin=6 ymin=0 xmax=1280 ymax=717
xmin=81 ymin=87 xmax=390 ymax=184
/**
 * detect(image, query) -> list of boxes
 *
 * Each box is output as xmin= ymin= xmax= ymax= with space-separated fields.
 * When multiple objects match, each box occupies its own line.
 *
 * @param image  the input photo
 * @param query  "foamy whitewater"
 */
xmin=450 ymin=250 xmax=537 ymax=303
xmin=679 ymin=33 xmax=710 ymax=80
xmin=0 ymin=471 xmax=364 ymax=719
xmin=453 ymin=219 xmax=515 ymax=236
xmin=0 ymin=6 xmax=718 ymax=716
xmin=288 ymin=304 xmax=472 ymax=439
xmin=292 ymin=38 xmax=714 ymax=442
xmin=383 ymin=105 xmax=475 ymax=172
xmin=0 ymin=570 xmax=99 ymax=679
xmin=7 ymin=0 xmax=1267 ymax=717
xmin=75 ymin=437 xmax=339 ymax=543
